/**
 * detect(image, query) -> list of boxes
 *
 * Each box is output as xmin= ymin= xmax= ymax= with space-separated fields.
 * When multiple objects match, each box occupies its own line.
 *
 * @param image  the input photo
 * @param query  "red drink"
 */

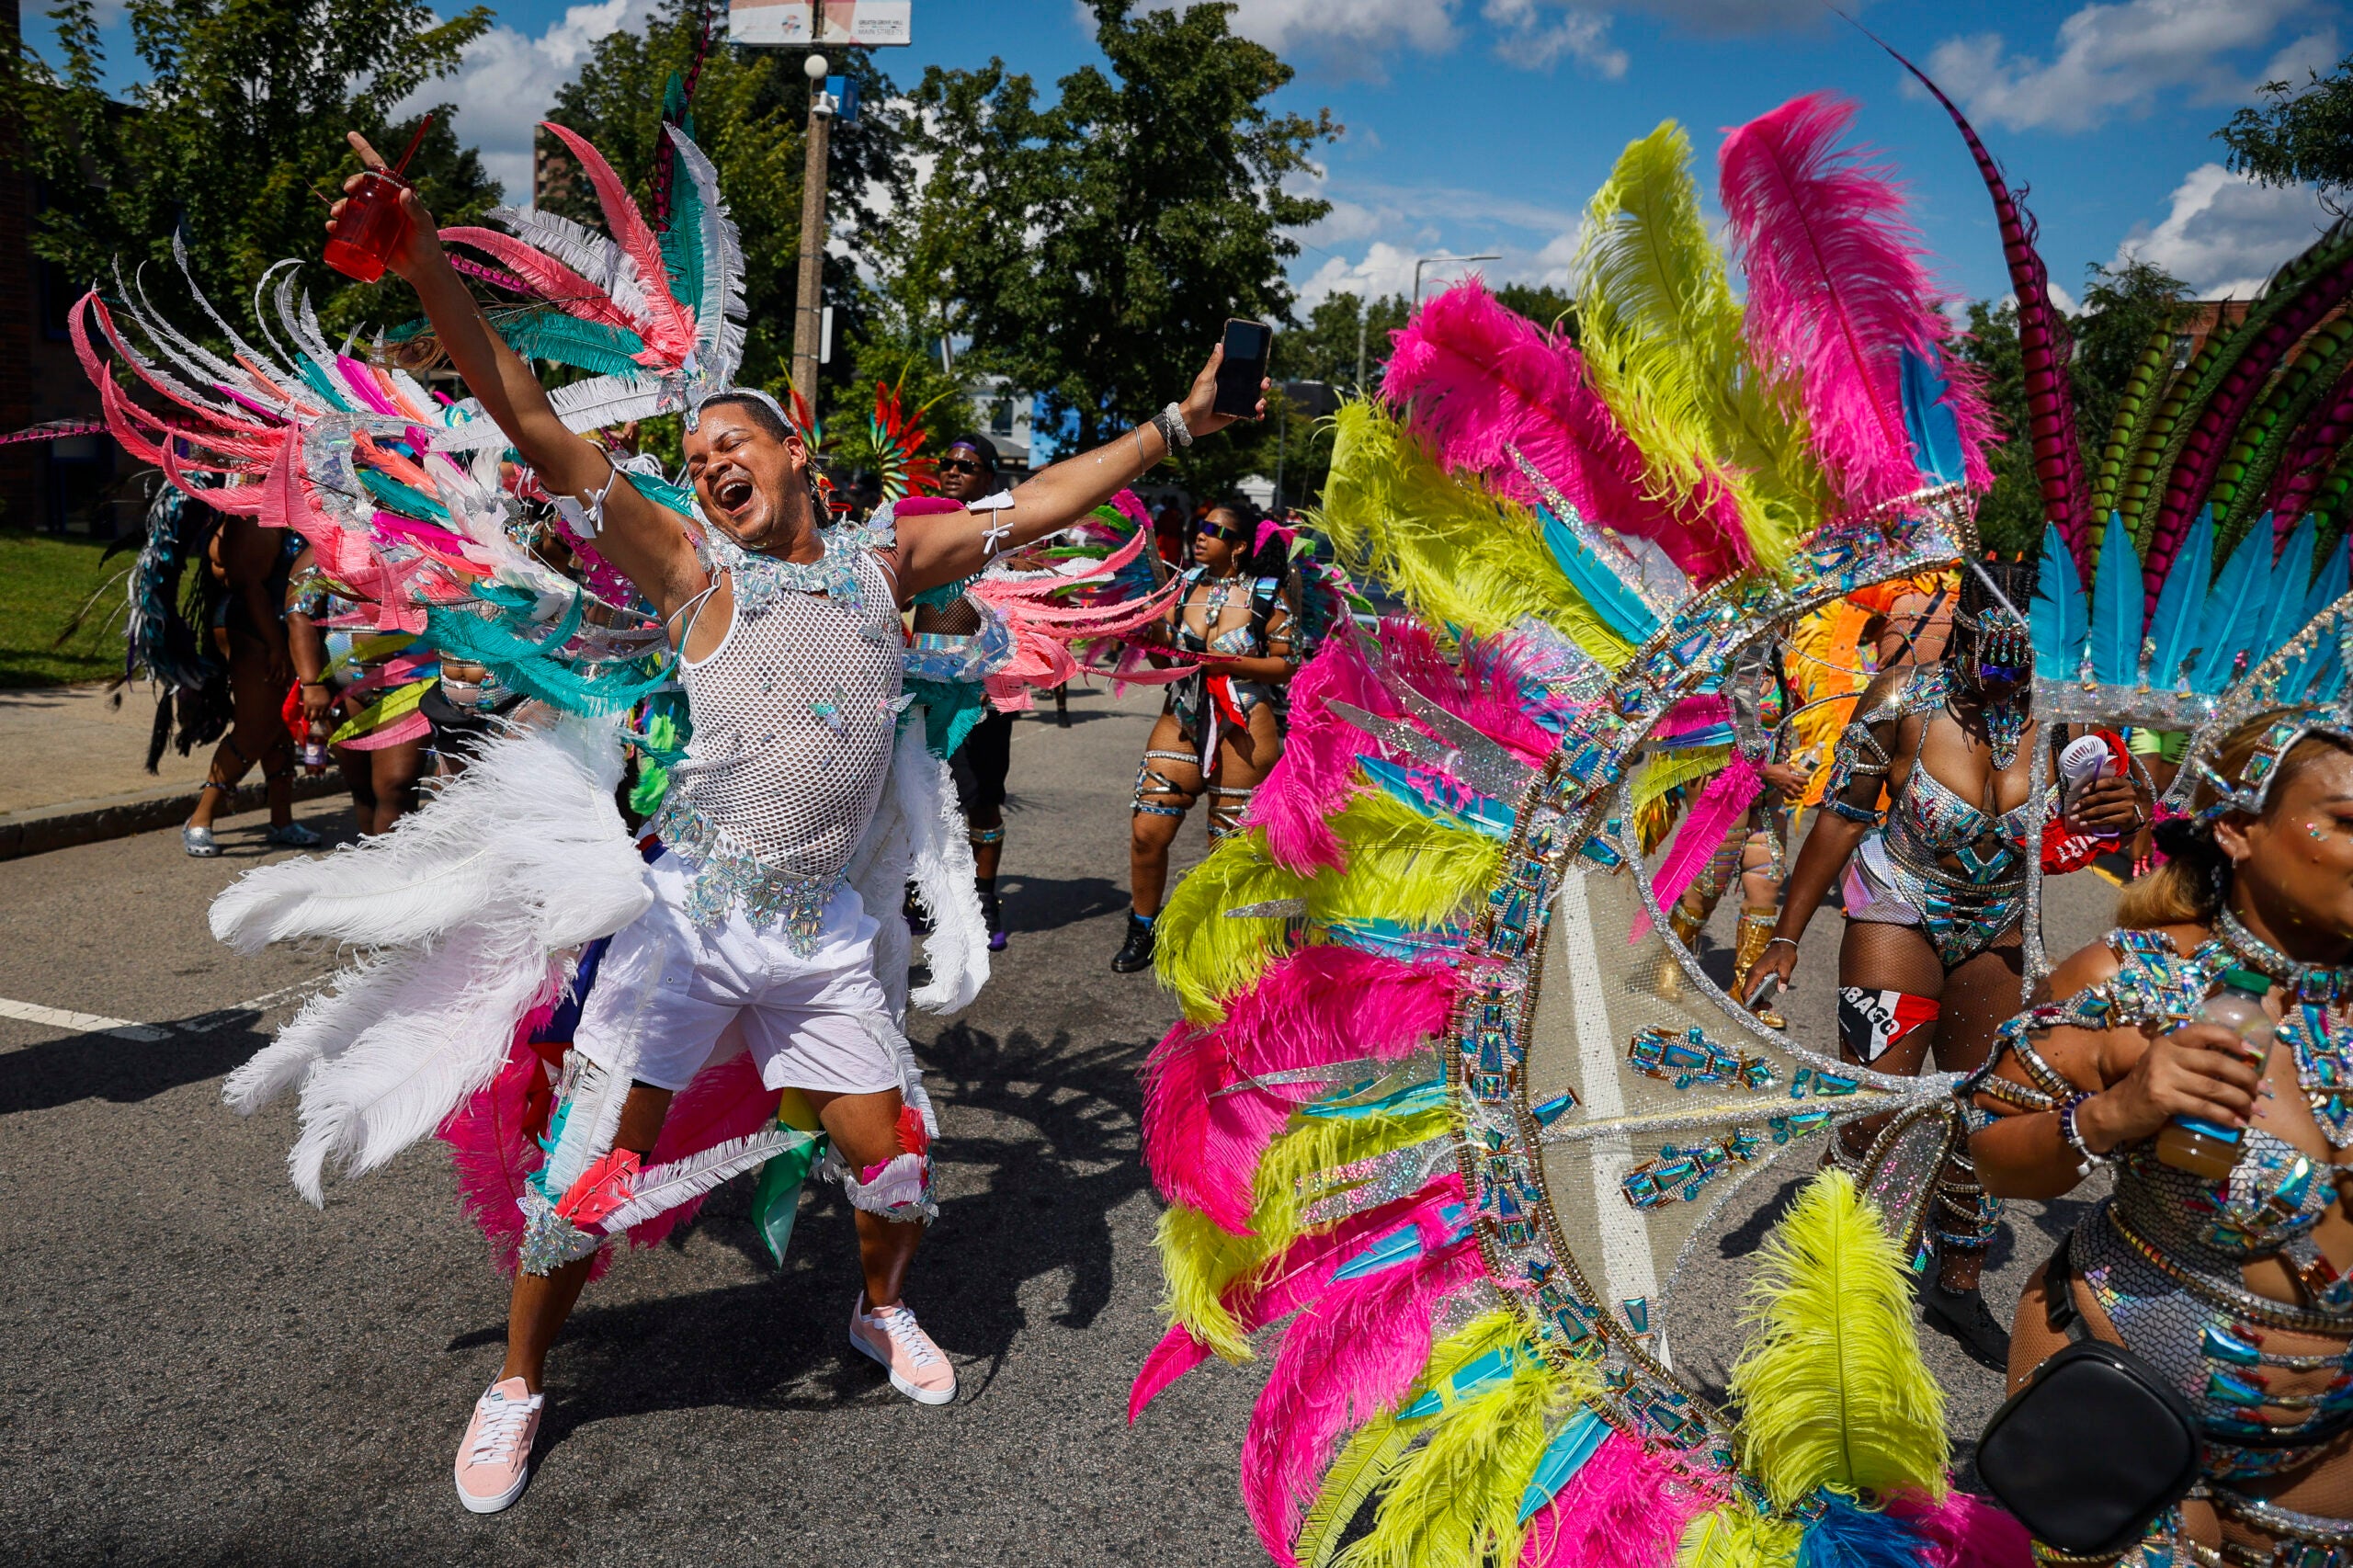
xmin=324 ymin=170 xmax=413 ymax=282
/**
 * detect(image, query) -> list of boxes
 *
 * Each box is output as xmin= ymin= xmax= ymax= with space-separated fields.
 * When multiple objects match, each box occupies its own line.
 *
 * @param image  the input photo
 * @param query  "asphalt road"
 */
xmin=0 ymin=684 xmax=2120 ymax=1566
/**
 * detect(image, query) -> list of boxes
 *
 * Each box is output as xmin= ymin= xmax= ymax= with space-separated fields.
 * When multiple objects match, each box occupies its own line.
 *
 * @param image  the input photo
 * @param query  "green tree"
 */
xmin=11 ymin=0 xmax=499 ymax=339
xmin=2219 ymin=51 xmax=2353 ymax=212
xmin=895 ymin=0 xmax=1337 ymax=496
xmin=543 ymin=0 xmax=908 ymax=405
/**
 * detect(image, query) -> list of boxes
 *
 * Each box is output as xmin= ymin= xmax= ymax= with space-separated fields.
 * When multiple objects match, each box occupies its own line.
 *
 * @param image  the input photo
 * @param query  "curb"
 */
xmin=0 ymin=774 xmax=347 ymax=862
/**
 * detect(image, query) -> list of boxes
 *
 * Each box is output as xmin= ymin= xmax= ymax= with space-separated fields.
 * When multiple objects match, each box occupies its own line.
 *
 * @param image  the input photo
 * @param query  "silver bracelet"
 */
xmin=1764 ymin=937 xmax=1799 ymax=951
xmin=1151 ymin=403 xmax=1193 ymax=450
xmin=2057 ymin=1092 xmax=2112 ymax=1173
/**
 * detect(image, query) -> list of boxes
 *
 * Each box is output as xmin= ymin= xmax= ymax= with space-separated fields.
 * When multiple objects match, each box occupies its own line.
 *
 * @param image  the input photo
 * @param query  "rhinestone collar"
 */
xmin=2217 ymin=907 xmax=2353 ymax=1005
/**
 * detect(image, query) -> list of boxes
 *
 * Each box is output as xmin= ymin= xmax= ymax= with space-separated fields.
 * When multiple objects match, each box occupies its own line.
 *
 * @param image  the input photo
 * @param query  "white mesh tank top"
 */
xmin=649 ymin=528 xmax=904 ymax=947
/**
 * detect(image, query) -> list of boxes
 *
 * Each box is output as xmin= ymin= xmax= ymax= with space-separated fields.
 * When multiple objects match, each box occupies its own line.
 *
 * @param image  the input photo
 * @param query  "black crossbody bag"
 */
xmin=1975 ymin=1233 xmax=2202 ymax=1556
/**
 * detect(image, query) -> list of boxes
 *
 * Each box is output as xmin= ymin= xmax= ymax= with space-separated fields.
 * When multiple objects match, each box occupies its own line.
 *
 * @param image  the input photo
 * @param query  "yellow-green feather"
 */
xmin=1336 ymin=1314 xmax=1572 ymax=1568
xmin=1155 ymin=1099 xmax=1457 ymax=1358
xmin=1316 ymin=402 xmax=1638 ymax=665
xmin=1727 ymin=1169 xmax=1949 ymax=1509
xmin=1301 ymin=1414 xmax=1416 ymax=1568
xmin=1635 ymin=745 xmax=1733 ymax=811
xmin=1677 ymin=1499 xmax=1804 ymax=1568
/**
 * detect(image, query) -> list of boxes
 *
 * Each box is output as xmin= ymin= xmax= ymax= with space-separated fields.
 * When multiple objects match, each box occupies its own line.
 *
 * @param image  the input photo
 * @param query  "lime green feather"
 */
xmin=2221 ymin=317 xmax=2353 ymax=542
xmin=1302 ymin=1415 xmax=1418 ymax=1568
xmin=2090 ymin=324 xmax=2176 ymax=521
xmin=2123 ymin=331 xmax=2231 ymax=549
xmin=1156 ymin=1101 xmax=1457 ymax=1358
xmin=1677 ymin=1499 xmax=1803 ymax=1568
xmin=1317 ymin=402 xmax=1637 ymax=666
xmin=1155 ymin=793 xmax=1503 ymax=1023
xmin=1577 ymin=120 xmax=1815 ymax=576
xmin=1634 ymin=745 xmax=1733 ymax=811
xmin=1728 ymin=1168 xmax=1949 ymax=1508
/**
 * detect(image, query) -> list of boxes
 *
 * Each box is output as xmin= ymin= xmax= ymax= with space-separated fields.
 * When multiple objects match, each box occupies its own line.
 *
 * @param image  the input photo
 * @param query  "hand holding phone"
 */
xmin=1213 ymin=319 xmax=1274 ymax=419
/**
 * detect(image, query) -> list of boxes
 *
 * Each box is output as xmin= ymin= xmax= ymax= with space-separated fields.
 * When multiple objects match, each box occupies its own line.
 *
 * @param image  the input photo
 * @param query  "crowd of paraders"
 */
xmin=67 ymin=44 xmax=2353 ymax=1568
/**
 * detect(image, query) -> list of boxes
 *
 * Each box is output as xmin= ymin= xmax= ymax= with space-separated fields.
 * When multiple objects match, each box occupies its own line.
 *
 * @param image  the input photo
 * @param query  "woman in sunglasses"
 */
xmin=1744 ymin=558 xmax=2147 ymax=1366
xmin=1112 ymin=500 xmax=1301 ymax=973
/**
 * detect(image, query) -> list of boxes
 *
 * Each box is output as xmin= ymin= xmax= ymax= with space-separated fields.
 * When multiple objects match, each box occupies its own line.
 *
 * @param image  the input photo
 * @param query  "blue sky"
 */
xmin=46 ymin=0 xmax=2349 ymax=308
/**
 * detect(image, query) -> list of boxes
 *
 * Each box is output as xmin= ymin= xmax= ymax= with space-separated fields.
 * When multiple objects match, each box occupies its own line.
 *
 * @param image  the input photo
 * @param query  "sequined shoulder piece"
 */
xmin=1853 ymin=662 xmax=1947 ymax=729
xmin=1984 ymin=927 xmax=2217 ymax=1112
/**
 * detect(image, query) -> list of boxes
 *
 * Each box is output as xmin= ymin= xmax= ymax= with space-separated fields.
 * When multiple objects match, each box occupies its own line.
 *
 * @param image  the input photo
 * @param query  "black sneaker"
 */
xmin=1111 ymin=914 xmax=1156 ymax=973
xmin=1923 ymin=1284 xmax=2011 ymax=1372
xmin=982 ymin=891 xmax=1007 ymax=953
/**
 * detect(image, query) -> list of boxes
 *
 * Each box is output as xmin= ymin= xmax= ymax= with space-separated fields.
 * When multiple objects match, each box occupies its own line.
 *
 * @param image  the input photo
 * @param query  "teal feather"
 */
xmin=425 ymin=595 xmax=673 ymax=715
xmin=2029 ymin=521 xmax=2087 ymax=676
xmin=622 ymin=467 xmax=698 ymax=517
xmin=2258 ymin=514 xmax=2320 ymax=660
xmin=497 ymin=308 xmax=650 ymax=379
xmin=2279 ymin=532 xmax=2350 ymax=699
xmin=1900 ymin=346 xmax=1968 ymax=489
xmin=358 ymin=470 xmax=450 ymax=522
xmin=2089 ymin=511 xmax=2141 ymax=686
xmin=295 ymin=356 xmax=355 ymax=414
xmin=2196 ymin=528 xmax=2276 ymax=693
xmin=1517 ymin=1408 xmax=1610 ymax=1525
xmin=2147 ymin=506 xmax=2215 ymax=687
xmin=1537 ymin=506 xmax=1659 ymax=644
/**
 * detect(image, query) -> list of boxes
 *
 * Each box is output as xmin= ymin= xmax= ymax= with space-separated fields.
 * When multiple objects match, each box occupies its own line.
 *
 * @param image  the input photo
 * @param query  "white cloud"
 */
xmin=1482 ymin=0 xmax=1628 ymax=76
xmin=1144 ymin=0 xmax=1463 ymax=83
xmin=397 ymin=0 xmax=652 ymax=203
xmin=1920 ymin=0 xmax=2321 ymax=134
xmin=2113 ymin=162 xmax=2332 ymax=298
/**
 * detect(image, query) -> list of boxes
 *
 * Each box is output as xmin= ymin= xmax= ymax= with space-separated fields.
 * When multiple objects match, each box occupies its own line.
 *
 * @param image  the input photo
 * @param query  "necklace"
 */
xmin=703 ymin=521 xmax=889 ymax=615
xmin=2217 ymin=908 xmax=2353 ymax=1149
xmin=2217 ymin=907 xmax=2353 ymax=1004
xmin=1947 ymin=688 xmax=2027 ymax=772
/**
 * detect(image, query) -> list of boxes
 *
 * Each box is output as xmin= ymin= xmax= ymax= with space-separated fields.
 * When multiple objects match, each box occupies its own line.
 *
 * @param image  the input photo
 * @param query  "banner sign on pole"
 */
xmin=730 ymin=0 xmax=912 ymax=47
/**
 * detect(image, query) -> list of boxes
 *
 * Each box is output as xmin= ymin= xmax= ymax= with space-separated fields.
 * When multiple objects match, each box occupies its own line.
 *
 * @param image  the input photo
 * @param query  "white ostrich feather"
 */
xmin=493 ymin=205 xmax=654 ymax=329
xmin=547 ymin=374 xmax=678 ymax=433
xmin=664 ymin=127 xmax=748 ymax=388
xmin=597 ymin=1129 xmax=802 ymax=1234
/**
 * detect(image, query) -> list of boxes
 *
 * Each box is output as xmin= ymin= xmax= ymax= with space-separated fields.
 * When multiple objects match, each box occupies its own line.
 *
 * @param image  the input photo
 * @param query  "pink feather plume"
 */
xmin=1242 ymin=1233 xmax=1488 ymax=1564
xmin=1520 ymin=1433 xmax=1724 ymax=1568
xmin=1248 ymin=631 xmax=1393 ymax=872
xmin=438 ymin=1008 xmax=561 ymax=1275
xmin=1129 ymin=1177 xmax=1468 ymax=1422
xmin=1631 ymin=753 xmax=1761 ymax=939
xmin=537 ymin=122 xmax=698 ymax=363
xmin=1888 ymin=1489 xmax=2035 ymax=1568
xmin=1720 ymin=92 xmax=1952 ymax=517
xmin=1384 ymin=279 xmax=1753 ymax=583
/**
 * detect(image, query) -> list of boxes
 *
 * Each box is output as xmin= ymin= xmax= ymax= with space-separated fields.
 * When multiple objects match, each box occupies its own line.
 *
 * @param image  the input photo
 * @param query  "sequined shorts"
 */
xmin=572 ymin=850 xmax=904 ymax=1097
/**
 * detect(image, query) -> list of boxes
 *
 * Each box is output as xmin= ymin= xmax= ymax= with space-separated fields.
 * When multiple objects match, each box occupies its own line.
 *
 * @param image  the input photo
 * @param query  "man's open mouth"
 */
xmin=713 ymin=474 xmax=755 ymax=514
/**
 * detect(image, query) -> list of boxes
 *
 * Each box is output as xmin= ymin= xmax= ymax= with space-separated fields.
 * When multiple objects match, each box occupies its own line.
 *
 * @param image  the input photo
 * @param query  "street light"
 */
xmin=1413 ymin=252 xmax=1500 ymax=308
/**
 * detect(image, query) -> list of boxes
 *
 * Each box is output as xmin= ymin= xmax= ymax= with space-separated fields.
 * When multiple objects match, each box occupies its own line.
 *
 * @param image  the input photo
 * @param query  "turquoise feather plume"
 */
xmin=1538 ymin=506 xmax=1662 ymax=643
xmin=358 ymin=469 xmax=451 ymax=522
xmin=2029 ymin=521 xmax=2087 ymax=677
xmin=2196 ymin=530 xmax=2275 ymax=692
xmin=2089 ymin=511 xmax=2141 ymax=686
xmin=2279 ymin=532 xmax=2351 ymax=699
xmin=2258 ymin=514 xmax=2320 ymax=658
xmin=2147 ymin=506 xmax=2215 ymax=688
xmin=1899 ymin=346 xmax=1968 ymax=490
xmin=498 ymin=308 xmax=652 ymax=379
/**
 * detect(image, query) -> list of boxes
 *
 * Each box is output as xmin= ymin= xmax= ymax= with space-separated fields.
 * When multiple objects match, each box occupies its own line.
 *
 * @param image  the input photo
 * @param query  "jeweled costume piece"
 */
xmin=1129 ymin=97 xmax=2038 ymax=1568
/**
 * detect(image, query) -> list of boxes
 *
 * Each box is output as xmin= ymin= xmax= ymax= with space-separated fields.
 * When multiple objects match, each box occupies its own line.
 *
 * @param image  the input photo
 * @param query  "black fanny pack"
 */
xmin=1976 ymin=1233 xmax=2202 ymax=1556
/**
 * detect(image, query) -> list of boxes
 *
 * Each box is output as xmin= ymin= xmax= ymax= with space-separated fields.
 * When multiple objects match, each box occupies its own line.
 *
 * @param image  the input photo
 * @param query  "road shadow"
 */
xmin=476 ymin=1019 xmax=1156 ymax=1456
xmin=0 ymin=1012 xmax=265 ymax=1116
xmin=995 ymin=872 xmax=1131 ymax=935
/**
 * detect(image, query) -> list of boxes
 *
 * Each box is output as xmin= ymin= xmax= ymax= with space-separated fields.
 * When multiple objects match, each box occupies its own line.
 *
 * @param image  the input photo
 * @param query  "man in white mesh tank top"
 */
xmin=356 ymin=168 xmax=1264 ymax=1514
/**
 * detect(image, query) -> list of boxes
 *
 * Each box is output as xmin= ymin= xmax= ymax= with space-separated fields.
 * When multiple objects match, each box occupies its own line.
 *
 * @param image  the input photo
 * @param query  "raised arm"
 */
xmin=331 ymin=134 xmax=705 ymax=620
xmin=891 ymin=349 xmax=1261 ymax=600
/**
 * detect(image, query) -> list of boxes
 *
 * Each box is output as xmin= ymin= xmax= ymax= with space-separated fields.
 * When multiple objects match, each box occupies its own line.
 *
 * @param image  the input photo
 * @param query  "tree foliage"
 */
xmin=10 ymin=0 xmax=500 ymax=339
xmin=2219 ymin=51 xmax=2353 ymax=213
xmin=892 ymin=0 xmax=1336 ymax=495
xmin=1954 ymin=258 xmax=2191 ymax=559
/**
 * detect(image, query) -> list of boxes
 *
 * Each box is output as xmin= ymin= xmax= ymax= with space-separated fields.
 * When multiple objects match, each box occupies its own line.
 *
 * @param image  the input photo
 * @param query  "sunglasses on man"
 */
xmin=939 ymin=456 xmax=990 ymax=477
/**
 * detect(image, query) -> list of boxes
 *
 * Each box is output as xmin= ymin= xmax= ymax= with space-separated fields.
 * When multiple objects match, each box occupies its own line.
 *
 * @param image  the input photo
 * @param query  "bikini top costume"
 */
xmin=1984 ymin=914 xmax=2353 ymax=1480
xmin=1166 ymin=567 xmax=1293 ymax=733
xmin=650 ymin=517 xmax=904 ymax=948
xmin=1824 ymin=664 xmax=2050 ymax=965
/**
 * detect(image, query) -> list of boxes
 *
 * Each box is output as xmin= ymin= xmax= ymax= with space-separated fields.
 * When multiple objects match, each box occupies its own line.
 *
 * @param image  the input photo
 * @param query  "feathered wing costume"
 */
xmin=1131 ymin=98 xmax=2035 ymax=1568
xmin=74 ymin=119 xmax=1158 ymax=1267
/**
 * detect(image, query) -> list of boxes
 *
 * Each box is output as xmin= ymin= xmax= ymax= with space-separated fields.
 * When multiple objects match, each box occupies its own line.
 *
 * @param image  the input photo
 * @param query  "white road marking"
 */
xmin=0 ymin=997 xmax=170 ymax=1042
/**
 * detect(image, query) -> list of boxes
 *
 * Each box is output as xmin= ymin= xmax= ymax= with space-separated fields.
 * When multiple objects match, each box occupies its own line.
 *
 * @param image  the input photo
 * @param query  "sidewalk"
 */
xmin=0 ymin=683 xmax=341 ymax=859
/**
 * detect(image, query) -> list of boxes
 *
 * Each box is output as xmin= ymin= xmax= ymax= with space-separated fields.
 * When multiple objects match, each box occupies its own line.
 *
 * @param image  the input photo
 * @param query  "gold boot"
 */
xmin=1656 ymin=901 xmax=1705 ymax=1000
xmin=1731 ymin=907 xmax=1786 ymax=1028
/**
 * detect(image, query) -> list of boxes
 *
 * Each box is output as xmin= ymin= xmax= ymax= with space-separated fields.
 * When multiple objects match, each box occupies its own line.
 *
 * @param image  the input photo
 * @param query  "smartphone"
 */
xmin=1213 ymin=318 xmax=1274 ymax=419
xmin=1745 ymin=971 xmax=1782 ymax=1013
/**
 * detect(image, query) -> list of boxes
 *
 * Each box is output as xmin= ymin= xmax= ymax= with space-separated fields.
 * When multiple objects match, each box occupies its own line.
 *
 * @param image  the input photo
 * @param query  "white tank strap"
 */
xmin=665 ymin=574 xmax=724 ymax=649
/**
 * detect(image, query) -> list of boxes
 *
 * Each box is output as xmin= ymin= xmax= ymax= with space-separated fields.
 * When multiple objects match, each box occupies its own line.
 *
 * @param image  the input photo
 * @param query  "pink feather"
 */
xmin=1248 ymin=631 xmax=1394 ymax=872
xmin=2272 ymin=358 xmax=2353 ymax=530
xmin=1141 ymin=947 xmax=1461 ymax=1231
xmin=1650 ymin=694 xmax=1733 ymax=746
xmin=625 ymin=1051 xmax=783 ymax=1249
xmin=536 ymin=122 xmax=698 ymax=363
xmin=438 ymin=226 xmax=652 ymax=341
xmin=438 ymin=1015 xmax=560 ymax=1275
xmin=1384 ymin=279 xmax=1753 ymax=583
xmin=1520 ymin=1433 xmax=1724 ymax=1568
xmin=1129 ymin=1176 xmax=1468 ymax=1422
xmin=1888 ymin=1489 xmax=2034 ymax=1568
xmin=1720 ymin=92 xmax=1951 ymax=517
xmin=1632 ymin=753 xmax=1761 ymax=939
xmin=1241 ymin=1233 xmax=1488 ymax=1565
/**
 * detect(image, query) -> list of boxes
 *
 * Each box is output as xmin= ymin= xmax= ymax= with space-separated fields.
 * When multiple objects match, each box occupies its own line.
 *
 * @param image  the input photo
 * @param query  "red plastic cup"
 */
xmin=324 ymin=169 xmax=413 ymax=282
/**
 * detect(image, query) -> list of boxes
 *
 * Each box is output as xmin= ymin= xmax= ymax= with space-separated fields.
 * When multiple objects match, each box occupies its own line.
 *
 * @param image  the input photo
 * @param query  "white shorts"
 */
xmin=573 ymin=850 xmax=903 ymax=1096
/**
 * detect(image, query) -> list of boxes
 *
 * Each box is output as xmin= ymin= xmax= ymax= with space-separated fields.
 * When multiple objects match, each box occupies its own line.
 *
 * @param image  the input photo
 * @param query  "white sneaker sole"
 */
xmin=848 ymin=1326 xmax=956 ymax=1405
xmin=455 ymin=1460 xmax=531 ymax=1514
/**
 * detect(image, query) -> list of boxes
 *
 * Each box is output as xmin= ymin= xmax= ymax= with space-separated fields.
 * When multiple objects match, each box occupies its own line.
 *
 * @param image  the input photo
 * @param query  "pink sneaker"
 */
xmin=847 ymin=1294 xmax=956 ymax=1405
xmin=453 ymin=1376 xmax=543 ymax=1514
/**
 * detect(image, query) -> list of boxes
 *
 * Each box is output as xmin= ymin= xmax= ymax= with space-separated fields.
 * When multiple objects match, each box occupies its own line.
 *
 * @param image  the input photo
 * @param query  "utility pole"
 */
xmin=790 ymin=48 xmax=833 ymax=412
xmin=1354 ymin=305 xmax=1367 ymax=390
